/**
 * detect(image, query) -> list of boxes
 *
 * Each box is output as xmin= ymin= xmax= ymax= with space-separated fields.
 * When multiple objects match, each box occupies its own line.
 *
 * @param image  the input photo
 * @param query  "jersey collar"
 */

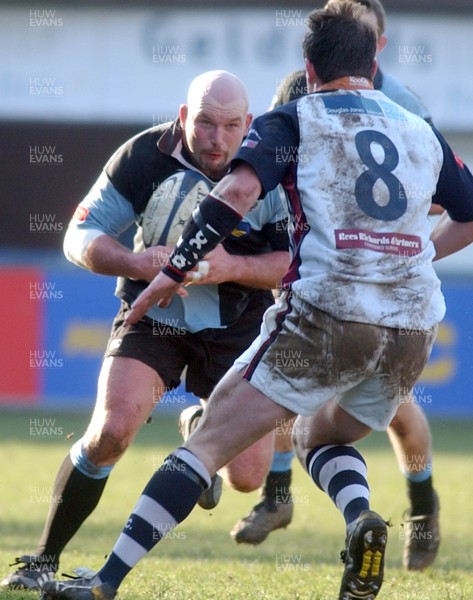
xmin=316 ymin=75 xmax=374 ymax=92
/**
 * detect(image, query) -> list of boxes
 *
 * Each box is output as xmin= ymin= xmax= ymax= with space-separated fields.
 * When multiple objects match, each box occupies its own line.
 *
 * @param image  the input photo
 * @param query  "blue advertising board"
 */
xmin=416 ymin=279 xmax=473 ymax=418
xmin=2 ymin=266 xmax=472 ymax=418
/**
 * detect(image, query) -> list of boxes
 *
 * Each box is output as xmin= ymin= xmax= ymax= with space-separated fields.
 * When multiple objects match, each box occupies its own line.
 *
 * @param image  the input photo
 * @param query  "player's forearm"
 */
xmin=229 ymin=251 xmax=289 ymax=289
xmin=430 ymin=213 xmax=473 ymax=261
xmin=82 ymin=235 xmax=143 ymax=278
xmin=211 ymin=163 xmax=263 ymax=215
xmin=65 ymin=230 xmax=147 ymax=280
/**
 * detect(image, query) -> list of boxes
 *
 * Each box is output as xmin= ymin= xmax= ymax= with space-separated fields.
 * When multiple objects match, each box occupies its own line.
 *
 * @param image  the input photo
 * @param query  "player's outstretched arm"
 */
xmin=125 ymin=164 xmax=263 ymax=324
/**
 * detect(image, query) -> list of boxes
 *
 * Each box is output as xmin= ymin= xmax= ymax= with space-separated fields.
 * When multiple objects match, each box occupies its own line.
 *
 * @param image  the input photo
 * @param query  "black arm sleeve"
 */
xmin=162 ymin=195 xmax=243 ymax=282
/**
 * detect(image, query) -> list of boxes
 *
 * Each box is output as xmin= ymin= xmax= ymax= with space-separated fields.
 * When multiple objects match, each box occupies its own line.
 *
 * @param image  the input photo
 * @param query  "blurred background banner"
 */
xmin=2 ymin=1 xmax=473 ymax=415
xmin=0 ymin=265 xmax=193 ymax=411
xmin=0 ymin=267 xmax=116 ymax=408
xmin=1 ymin=6 xmax=473 ymax=129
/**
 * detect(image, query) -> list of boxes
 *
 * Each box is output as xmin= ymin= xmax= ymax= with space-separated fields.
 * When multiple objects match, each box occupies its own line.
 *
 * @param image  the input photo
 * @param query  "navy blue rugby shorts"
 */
xmin=104 ymin=293 xmax=273 ymax=399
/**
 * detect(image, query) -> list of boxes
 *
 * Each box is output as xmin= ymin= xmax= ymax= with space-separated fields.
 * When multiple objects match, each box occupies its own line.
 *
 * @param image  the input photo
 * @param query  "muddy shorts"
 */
xmin=234 ymin=292 xmax=437 ymax=430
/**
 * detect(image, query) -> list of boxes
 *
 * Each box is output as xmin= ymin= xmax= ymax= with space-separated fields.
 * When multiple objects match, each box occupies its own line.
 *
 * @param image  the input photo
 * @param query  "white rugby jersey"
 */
xmin=235 ymin=88 xmax=473 ymax=329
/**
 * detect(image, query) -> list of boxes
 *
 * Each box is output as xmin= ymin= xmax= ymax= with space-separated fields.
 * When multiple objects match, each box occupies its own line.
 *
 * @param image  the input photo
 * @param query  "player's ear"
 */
xmin=244 ymin=113 xmax=253 ymax=133
xmin=179 ymin=104 xmax=188 ymax=129
xmin=371 ymin=59 xmax=379 ymax=80
xmin=377 ymin=34 xmax=387 ymax=54
xmin=305 ymin=58 xmax=317 ymax=92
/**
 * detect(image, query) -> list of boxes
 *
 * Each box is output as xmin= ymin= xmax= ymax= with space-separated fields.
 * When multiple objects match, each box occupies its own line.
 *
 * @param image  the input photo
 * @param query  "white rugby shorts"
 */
xmin=234 ymin=291 xmax=437 ymax=431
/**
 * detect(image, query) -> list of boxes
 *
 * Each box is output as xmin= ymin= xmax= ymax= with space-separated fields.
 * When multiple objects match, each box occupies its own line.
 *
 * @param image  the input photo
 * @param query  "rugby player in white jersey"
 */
xmin=233 ymin=1 xmax=442 ymax=574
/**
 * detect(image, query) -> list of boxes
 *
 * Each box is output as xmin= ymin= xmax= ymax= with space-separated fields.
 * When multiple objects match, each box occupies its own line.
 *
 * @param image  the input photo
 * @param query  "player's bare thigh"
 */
xmin=187 ymin=367 xmax=295 ymax=478
xmin=82 ymin=356 xmax=164 ymax=465
xmin=293 ymin=398 xmax=373 ymax=455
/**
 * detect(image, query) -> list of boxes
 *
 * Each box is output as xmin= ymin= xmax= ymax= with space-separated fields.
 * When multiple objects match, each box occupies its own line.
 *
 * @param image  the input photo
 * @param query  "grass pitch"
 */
xmin=1 ymin=410 xmax=473 ymax=599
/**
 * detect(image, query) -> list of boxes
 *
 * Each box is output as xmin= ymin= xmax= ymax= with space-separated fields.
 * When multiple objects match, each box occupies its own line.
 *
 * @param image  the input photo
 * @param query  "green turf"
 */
xmin=1 ymin=410 xmax=472 ymax=599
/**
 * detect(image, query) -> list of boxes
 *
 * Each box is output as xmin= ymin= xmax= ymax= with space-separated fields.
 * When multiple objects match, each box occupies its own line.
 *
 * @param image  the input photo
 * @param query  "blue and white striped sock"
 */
xmin=96 ymin=448 xmax=211 ymax=590
xmin=306 ymin=444 xmax=370 ymax=529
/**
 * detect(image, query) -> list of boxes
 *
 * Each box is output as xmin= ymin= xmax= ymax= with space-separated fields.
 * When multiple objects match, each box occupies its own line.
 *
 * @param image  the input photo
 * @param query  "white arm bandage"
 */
xmin=63 ymin=226 xmax=106 ymax=269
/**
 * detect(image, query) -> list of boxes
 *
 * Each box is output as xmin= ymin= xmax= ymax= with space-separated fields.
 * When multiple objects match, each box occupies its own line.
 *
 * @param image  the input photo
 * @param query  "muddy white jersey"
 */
xmin=235 ymin=88 xmax=473 ymax=330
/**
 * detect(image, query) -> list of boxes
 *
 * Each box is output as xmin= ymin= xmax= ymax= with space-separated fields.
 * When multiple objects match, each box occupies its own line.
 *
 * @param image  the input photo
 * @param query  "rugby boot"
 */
xmin=402 ymin=490 xmax=440 ymax=571
xmin=231 ymin=496 xmax=294 ymax=544
xmin=0 ymin=554 xmax=57 ymax=590
xmin=339 ymin=510 xmax=388 ymax=600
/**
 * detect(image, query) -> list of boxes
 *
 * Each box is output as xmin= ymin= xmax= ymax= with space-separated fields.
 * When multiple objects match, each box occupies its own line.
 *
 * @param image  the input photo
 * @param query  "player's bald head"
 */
xmin=179 ymin=70 xmax=252 ymax=180
xmin=187 ymin=70 xmax=249 ymax=117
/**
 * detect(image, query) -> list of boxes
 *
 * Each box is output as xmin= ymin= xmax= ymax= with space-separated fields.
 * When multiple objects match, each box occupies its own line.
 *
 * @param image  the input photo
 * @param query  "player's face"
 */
xmin=180 ymin=98 xmax=251 ymax=180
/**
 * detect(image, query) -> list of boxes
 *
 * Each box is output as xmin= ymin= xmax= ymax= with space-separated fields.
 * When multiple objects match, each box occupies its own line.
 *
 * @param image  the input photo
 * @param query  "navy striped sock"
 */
xmin=96 ymin=448 xmax=210 ymax=590
xmin=306 ymin=444 xmax=370 ymax=528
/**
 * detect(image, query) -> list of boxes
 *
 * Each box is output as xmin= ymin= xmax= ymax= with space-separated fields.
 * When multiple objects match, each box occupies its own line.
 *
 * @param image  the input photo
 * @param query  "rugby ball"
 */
xmin=141 ymin=170 xmax=213 ymax=247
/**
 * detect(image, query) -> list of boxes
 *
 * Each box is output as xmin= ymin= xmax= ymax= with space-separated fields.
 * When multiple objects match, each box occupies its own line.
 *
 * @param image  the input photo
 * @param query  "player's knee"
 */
xmin=83 ymin=422 xmax=133 ymax=464
xmin=224 ymin=467 xmax=266 ymax=493
xmin=391 ymin=401 xmax=428 ymax=434
xmin=227 ymin=478 xmax=261 ymax=493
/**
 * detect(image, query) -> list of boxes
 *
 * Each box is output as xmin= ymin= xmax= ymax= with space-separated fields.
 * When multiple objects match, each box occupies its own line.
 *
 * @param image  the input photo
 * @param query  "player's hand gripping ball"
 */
xmin=141 ymin=170 xmax=213 ymax=247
